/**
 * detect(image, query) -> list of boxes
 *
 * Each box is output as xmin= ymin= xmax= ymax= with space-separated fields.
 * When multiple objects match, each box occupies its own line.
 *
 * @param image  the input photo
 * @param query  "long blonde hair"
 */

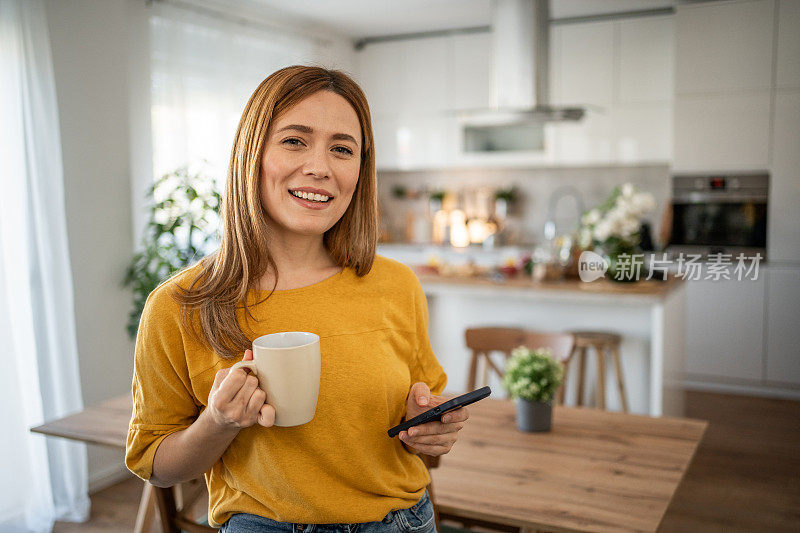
xmin=174 ymin=65 xmax=377 ymax=359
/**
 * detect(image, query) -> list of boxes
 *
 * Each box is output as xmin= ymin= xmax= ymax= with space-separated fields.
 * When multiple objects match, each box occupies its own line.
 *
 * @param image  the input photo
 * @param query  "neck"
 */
xmin=255 ymin=230 xmax=338 ymax=291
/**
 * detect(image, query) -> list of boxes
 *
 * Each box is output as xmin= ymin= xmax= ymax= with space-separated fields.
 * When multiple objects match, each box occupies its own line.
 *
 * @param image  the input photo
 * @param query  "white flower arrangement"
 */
xmin=579 ymin=183 xmax=656 ymax=250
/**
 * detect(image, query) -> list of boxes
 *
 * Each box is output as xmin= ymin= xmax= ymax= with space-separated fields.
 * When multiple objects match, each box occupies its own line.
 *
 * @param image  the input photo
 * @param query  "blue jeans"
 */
xmin=220 ymin=490 xmax=436 ymax=533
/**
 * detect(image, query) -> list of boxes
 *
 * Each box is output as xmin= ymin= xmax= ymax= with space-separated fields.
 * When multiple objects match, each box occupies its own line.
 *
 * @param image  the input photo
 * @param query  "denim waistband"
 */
xmin=221 ymin=489 xmax=435 ymax=533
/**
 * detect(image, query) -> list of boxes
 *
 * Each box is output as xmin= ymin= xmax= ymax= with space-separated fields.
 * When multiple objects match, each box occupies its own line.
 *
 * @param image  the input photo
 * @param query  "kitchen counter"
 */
xmin=415 ymin=271 xmax=684 ymax=303
xmin=414 ymin=271 xmax=687 ymax=418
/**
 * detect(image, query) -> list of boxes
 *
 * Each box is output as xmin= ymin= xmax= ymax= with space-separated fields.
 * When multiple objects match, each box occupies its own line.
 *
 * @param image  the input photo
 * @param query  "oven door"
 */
xmin=669 ymin=200 xmax=768 ymax=254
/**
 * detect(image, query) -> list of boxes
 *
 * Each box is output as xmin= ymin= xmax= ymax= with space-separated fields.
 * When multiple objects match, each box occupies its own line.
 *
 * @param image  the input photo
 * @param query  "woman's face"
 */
xmin=260 ymin=90 xmax=362 ymax=240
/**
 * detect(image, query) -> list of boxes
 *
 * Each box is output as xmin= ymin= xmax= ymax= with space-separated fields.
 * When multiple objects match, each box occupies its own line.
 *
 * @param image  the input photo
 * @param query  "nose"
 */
xmin=302 ymin=147 xmax=331 ymax=180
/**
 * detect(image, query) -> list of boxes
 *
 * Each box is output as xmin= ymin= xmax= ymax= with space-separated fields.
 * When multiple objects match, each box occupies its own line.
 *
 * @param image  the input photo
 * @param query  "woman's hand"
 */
xmin=398 ymin=382 xmax=469 ymax=457
xmin=207 ymin=350 xmax=275 ymax=430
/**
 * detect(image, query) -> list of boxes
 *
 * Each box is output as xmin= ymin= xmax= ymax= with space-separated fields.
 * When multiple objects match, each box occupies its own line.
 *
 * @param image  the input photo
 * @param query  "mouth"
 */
xmin=288 ymin=188 xmax=334 ymax=203
xmin=287 ymin=188 xmax=335 ymax=211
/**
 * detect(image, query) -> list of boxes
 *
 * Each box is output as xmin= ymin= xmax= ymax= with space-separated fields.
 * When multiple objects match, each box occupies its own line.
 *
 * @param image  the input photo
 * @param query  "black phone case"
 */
xmin=388 ymin=386 xmax=491 ymax=438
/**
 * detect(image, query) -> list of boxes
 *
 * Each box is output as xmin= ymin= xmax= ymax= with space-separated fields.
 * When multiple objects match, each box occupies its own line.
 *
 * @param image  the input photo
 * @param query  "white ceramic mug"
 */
xmin=230 ymin=332 xmax=321 ymax=427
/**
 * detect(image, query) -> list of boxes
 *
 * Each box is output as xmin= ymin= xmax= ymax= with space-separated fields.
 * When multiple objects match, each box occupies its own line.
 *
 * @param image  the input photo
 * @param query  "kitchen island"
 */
xmin=412 ymin=270 xmax=686 ymax=417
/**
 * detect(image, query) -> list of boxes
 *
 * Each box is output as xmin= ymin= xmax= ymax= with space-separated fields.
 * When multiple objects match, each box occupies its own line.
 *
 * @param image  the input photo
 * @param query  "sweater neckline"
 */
xmin=248 ymin=267 xmax=347 ymax=297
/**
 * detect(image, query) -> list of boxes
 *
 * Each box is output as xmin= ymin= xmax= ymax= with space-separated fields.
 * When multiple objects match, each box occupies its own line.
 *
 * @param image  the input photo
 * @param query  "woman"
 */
xmin=125 ymin=65 xmax=469 ymax=532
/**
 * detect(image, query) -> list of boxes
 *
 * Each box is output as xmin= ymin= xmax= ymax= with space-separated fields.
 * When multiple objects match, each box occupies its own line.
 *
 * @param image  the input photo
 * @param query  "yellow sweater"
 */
xmin=125 ymin=255 xmax=447 ymax=527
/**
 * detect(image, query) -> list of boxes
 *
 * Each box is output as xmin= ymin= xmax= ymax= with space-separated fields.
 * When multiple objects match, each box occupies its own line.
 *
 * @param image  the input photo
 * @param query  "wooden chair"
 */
xmin=151 ymin=478 xmax=216 ymax=532
xmin=465 ymin=327 xmax=575 ymax=400
xmin=465 ymin=327 xmax=528 ymax=391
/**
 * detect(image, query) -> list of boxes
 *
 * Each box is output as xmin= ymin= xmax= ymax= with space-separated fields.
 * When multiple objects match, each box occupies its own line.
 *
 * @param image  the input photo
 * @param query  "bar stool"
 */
xmin=567 ymin=330 xmax=629 ymax=412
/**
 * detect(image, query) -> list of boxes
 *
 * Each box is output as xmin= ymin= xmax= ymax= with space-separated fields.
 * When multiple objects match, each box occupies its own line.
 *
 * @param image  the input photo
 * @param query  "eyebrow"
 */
xmin=274 ymin=124 xmax=359 ymax=146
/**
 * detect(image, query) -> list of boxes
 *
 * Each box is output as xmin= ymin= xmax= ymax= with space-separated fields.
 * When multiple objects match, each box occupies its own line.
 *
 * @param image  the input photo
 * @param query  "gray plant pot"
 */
xmin=515 ymin=398 xmax=553 ymax=432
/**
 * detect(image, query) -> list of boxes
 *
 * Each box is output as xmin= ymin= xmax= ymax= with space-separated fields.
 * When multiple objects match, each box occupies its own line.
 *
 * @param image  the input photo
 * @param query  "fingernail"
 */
xmin=409 ymin=428 xmax=416 ymax=436
xmin=419 ymin=397 xmax=428 ymax=405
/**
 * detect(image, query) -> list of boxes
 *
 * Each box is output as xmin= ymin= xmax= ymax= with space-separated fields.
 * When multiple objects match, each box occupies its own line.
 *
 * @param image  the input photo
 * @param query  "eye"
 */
xmin=332 ymin=146 xmax=354 ymax=156
xmin=281 ymin=137 xmax=304 ymax=147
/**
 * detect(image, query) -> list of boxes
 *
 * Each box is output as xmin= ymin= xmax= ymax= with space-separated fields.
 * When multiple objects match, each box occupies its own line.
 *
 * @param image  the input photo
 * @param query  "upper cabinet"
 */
xmin=450 ymin=33 xmax=492 ymax=111
xmin=672 ymin=0 xmax=776 ymax=173
xmin=551 ymin=21 xmax=614 ymax=106
xmin=549 ymin=15 xmax=674 ymax=165
xmin=675 ymin=0 xmax=774 ymax=94
xmin=618 ymin=16 xmax=674 ymax=103
xmin=357 ymin=14 xmax=675 ymax=170
xmin=776 ymin=0 xmax=800 ymax=88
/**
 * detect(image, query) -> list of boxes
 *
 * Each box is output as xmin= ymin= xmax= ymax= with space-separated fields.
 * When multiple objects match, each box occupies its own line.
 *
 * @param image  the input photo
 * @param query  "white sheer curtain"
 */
xmin=150 ymin=3 xmax=321 ymax=190
xmin=0 ymin=0 xmax=89 ymax=530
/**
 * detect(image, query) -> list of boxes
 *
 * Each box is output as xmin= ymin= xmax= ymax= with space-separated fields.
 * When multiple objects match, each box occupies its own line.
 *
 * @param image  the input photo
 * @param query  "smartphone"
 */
xmin=388 ymin=386 xmax=491 ymax=438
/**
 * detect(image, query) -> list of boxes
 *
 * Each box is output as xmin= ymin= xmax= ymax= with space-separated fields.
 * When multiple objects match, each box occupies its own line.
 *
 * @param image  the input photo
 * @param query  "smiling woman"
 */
xmin=125 ymin=66 xmax=468 ymax=532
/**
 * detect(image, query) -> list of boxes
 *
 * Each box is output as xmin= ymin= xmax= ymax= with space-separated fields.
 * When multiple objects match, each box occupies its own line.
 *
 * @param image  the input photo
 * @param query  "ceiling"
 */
xmin=247 ymin=0 xmax=686 ymax=40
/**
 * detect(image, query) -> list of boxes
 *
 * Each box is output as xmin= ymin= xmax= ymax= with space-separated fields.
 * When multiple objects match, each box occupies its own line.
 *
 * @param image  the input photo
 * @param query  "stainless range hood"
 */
xmin=460 ymin=0 xmax=585 ymax=132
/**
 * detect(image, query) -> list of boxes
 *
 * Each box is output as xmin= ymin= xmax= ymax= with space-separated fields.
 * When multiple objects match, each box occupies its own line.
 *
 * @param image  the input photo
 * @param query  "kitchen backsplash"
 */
xmin=377 ymin=164 xmax=671 ymax=247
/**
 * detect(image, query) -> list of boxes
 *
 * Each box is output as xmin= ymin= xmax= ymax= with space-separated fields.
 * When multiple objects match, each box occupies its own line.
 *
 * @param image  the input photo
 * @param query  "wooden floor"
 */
xmin=53 ymin=391 xmax=800 ymax=532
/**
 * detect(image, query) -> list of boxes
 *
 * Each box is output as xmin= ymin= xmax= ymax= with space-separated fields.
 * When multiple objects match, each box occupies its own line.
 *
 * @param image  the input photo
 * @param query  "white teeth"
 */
xmin=290 ymin=190 xmax=330 ymax=202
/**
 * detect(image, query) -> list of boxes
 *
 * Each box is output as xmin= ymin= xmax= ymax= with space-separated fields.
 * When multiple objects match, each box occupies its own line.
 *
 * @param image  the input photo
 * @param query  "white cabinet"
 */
xmin=675 ymin=0 xmax=775 ymax=94
xmin=356 ymin=40 xmax=406 ymax=118
xmin=776 ymin=0 xmax=800 ymax=88
xmin=549 ymin=16 xmax=673 ymax=164
xmin=769 ymin=91 xmax=800 ymax=263
xmin=618 ymin=15 xmax=674 ymax=103
xmin=551 ymin=21 xmax=614 ymax=106
xmin=685 ymin=276 xmax=766 ymax=382
xmin=400 ymin=38 xmax=449 ymax=115
xmin=359 ymin=15 xmax=674 ymax=169
xmin=673 ymin=92 xmax=772 ymax=172
xmin=673 ymin=0 xmax=777 ymax=172
xmin=356 ymin=35 xmax=451 ymax=170
xmin=765 ymin=267 xmax=800 ymax=385
xmin=450 ymin=33 xmax=491 ymax=111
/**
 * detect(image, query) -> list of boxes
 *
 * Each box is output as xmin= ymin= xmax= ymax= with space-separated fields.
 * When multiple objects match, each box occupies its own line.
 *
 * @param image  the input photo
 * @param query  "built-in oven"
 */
xmin=668 ymin=173 xmax=768 ymax=259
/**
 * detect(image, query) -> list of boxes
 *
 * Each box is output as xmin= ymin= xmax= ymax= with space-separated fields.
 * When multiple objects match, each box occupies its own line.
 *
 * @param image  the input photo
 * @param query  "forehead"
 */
xmin=271 ymin=91 xmax=361 ymax=143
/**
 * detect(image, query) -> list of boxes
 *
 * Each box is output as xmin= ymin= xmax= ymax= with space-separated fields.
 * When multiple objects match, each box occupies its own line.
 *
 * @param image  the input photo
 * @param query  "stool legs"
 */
xmin=568 ymin=338 xmax=628 ymax=412
xmin=576 ymin=347 xmax=587 ymax=406
xmin=610 ymin=344 xmax=629 ymax=413
xmin=594 ymin=342 xmax=606 ymax=410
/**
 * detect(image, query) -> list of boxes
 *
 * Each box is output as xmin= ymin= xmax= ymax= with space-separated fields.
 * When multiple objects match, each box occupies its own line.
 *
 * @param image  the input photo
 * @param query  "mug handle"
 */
xmin=230 ymin=360 xmax=258 ymax=377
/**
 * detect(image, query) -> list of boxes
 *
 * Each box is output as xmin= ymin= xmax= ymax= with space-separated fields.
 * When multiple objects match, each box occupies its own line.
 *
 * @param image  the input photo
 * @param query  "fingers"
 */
xmin=406 ymin=421 xmax=465 ymax=438
xmin=244 ymin=382 xmax=266 ymax=416
xmin=232 ymin=374 xmax=259 ymax=408
xmin=405 ymin=442 xmax=450 ymax=455
xmin=441 ymin=406 xmax=470 ymax=424
xmin=258 ymin=403 xmax=276 ymax=427
xmin=216 ymin=365 xmax=253 ymax=404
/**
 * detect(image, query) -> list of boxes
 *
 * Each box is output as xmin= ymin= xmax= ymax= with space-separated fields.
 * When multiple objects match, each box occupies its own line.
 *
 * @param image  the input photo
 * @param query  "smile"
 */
xmin=288 ymin=189 xmax=332 ymax=203
xmin=287 ymin=189 xmax=334 ymax=211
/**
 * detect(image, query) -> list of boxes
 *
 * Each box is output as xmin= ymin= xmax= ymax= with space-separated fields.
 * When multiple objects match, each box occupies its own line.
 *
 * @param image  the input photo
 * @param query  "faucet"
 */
xmin=543 ymin=185 xmax=585 ymax=242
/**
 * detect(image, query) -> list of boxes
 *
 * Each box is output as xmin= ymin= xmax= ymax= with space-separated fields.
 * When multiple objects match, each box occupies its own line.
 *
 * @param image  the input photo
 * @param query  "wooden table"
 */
xmin=30 ymin=394 xmax=165 ymax=533
xmin=32 ymin=394 xmax=706 ymax=533
xmin=433 ymin=398 xmax=707 ymax=532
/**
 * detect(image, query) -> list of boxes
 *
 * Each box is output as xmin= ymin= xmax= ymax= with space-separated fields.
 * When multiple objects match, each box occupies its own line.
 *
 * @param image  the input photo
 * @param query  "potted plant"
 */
xmin=578 ymin=183 xmax=656 ymax=282
xmin=493 ymin=186 xmax=516 ymax=220
xmin=502 ymin=346 xmax=564 ymax=432
xmin=123 ymin=166 xmax=222 ymax=339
